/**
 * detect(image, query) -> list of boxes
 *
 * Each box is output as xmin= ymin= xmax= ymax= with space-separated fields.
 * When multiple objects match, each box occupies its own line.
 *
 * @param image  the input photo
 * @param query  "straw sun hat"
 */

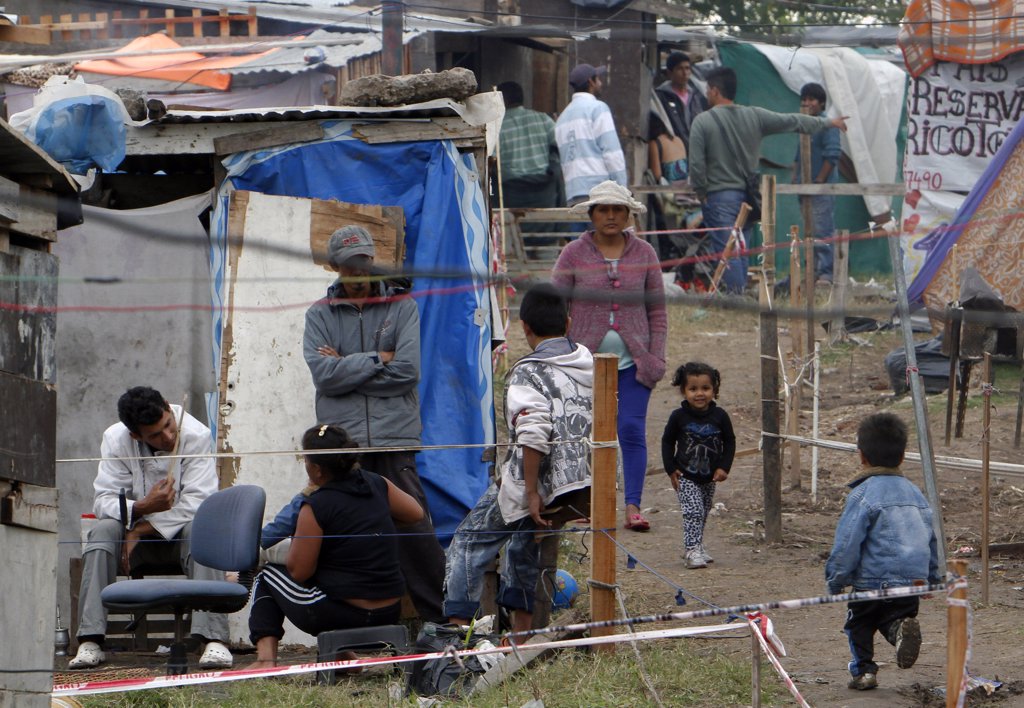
xmin=569 ymin=180 xmax=647 ymax=216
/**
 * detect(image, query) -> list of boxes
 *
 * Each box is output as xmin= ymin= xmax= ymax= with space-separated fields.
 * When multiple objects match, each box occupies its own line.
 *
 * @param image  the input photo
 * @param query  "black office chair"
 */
xmin=101 ymin=485 xmax=265 ymax=675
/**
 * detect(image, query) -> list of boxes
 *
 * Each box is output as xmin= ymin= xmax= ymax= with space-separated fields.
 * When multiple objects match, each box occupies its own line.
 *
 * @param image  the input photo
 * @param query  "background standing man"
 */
xmin=794 ymin=82 xmax=842 ymax=285
xmin=689 ymin=67 xmax=848 ymax=293
xmin=70 ymin=387 xmax=232 ymax=670
xmin=496 ymin=80 xmax=561 ymax=212
xmin=654 ymin=51 xmax=709 ymax=152
xmin=303 ymin=225 xmax=447 ymax=623
xmin=555 ymin=63 xmax=627 ymax=206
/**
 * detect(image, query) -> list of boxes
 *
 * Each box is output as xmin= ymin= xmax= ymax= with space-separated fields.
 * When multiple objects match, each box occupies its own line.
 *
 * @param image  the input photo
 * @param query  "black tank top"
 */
xmin=305 ymin=470 xmax=405 ymax=599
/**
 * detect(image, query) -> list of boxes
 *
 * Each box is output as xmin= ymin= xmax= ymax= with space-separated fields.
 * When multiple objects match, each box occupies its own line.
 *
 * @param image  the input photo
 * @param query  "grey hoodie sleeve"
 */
xmin=303 ymin=306 xmax=383 ymax=397
xmin=360 ymin=298 xmax=421 ymax=397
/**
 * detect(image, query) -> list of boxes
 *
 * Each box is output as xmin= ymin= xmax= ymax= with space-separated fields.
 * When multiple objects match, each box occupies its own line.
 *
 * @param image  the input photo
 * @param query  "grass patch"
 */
xmin=78 ymin=639 xmax=784 ymax=707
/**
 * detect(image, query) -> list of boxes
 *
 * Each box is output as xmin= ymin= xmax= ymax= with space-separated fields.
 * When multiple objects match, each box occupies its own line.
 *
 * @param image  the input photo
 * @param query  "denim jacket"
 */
xmin=825 ymin=467 xmax=941 ymax=594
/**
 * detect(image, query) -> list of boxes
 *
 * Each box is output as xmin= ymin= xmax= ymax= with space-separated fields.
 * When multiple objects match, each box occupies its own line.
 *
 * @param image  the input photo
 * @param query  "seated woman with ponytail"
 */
xmin=248 ymin=424 xmax=424 ymax=668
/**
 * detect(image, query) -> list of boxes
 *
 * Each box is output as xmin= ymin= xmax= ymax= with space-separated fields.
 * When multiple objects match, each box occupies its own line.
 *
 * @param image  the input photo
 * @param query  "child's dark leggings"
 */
xmin=844 ymin=596 xmax=919 ymax=676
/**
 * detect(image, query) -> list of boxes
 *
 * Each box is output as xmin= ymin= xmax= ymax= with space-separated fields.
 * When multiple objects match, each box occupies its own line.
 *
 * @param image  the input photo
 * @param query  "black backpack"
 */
xmin=406 ymin=622 xmax=497 ymax=698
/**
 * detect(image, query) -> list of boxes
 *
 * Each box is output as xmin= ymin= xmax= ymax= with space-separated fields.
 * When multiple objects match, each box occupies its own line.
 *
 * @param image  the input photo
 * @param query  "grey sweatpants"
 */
xmin=76 ymin=518 xmax=229 ymax=642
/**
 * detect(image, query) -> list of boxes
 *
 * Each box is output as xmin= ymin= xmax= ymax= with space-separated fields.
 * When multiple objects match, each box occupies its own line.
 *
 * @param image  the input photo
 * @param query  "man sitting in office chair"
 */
xmin=69 ymin=386 xmax=233 ymax=670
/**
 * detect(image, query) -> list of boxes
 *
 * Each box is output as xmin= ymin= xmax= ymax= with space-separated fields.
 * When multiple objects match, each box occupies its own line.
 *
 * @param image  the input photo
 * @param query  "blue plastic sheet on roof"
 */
xmin=210 ymin=121 xmax=493 ymax=544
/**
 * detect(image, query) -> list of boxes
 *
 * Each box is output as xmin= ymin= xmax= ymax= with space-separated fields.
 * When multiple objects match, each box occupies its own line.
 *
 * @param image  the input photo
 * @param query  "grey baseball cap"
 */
xmin=327 ymin=225 xmax=376 ymax=268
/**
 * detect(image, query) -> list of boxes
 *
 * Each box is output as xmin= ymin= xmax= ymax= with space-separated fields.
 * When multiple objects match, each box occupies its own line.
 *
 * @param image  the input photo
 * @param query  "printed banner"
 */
xmin=905 ymin=55 xmax=1024 ymax=193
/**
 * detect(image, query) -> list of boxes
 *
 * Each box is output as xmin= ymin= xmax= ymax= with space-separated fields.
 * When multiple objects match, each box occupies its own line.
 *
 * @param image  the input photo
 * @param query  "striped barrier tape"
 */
xmin=53 ymin=623 xmax=746 ymax=697
xmin=747 ymin=615 xmax=810 ymax=708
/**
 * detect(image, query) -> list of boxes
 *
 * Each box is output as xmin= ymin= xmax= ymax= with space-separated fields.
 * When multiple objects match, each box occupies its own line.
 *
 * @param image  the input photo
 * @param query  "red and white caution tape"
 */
xmin=53 ymin=623 xmax=746 ymax=697
xmin=747 ymin=614 xmax=810 ymax=708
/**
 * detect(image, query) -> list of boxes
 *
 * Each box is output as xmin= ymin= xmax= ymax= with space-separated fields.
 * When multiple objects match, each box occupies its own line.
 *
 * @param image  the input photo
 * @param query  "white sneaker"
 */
xmin=698 ymin=544 xmax=714 ymax=564
xmin=199 ymin=641 xmax=233 ymax=669
xmin=68 ymin=641 xmax=105 ymax=669
xmin=685 ymin=548 xmax=707 ymax=569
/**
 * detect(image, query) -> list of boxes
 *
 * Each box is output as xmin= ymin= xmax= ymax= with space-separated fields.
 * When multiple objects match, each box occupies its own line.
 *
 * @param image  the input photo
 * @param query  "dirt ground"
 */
xmin=534 ymin=290 xmax=1024 ymax=707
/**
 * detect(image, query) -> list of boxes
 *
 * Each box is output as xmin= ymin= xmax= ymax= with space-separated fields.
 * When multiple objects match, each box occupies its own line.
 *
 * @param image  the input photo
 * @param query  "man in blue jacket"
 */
xmin=303 ymin=225 xmax=446 ymax=623
xmin=826 ymin=412 xmax=941 ymax=691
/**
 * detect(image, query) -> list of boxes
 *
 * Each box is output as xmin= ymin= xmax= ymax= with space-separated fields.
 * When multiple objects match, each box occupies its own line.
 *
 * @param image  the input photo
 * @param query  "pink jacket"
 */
xmin=551 ymin=230 xmax=667 ymax=388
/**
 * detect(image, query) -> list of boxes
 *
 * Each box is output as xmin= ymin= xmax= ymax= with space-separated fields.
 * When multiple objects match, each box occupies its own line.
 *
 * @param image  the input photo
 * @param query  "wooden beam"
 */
xmin=0 ymin=24 xmax=51 ymax=44
xmin=213 ymin=122 xmax=325 ymax=155
xmin=775 ymin=183 xmax=904 ymax=196
xmin=352 ymin=117 xmax=486 ymax=145
xmin=1 ymin=484 xmax=58 ymax=532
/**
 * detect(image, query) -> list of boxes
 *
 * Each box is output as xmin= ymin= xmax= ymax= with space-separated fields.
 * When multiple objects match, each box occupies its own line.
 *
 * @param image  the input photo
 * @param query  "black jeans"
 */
xmin=362 ymin=451 xmax=447 ymax=623
xmin=843 ymin=596 xmax=919 ymax=676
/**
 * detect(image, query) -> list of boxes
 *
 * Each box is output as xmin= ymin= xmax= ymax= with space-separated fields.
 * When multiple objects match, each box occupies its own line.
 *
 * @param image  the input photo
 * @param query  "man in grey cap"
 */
xmin=555 ymin=63 xmax=627 ymax=206
xmin=303 ymin=225 xmax=446 ymax=623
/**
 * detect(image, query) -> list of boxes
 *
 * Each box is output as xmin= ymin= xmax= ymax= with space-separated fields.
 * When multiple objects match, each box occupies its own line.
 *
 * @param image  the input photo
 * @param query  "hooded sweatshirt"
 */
xmin=497 ymin=337 xmax=594 ymax=523
xmin=303 ymin=279 xmax=421 ymax=447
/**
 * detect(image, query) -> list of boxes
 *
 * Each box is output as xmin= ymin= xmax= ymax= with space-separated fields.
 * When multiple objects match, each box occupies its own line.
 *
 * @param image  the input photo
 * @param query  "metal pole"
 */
xmin=381 ymin=0 xmax=403 ymax=76
xmin=886 ymin=223 xmax=947 ymax=569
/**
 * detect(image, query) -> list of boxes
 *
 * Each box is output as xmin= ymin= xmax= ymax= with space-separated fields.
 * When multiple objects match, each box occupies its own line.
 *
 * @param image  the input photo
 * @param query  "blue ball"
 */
xmin=551 ymin=569 xmax=579 ymax=610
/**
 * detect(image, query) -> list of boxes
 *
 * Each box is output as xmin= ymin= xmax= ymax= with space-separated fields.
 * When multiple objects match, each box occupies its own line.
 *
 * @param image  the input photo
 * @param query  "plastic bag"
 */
xmin=9 ymin=76 xmax=132 ymax=174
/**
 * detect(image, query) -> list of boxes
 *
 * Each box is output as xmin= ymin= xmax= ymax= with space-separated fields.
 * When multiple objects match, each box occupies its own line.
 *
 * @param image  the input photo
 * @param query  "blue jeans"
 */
xmin=803 ymin=195 xmax=835 ymax=281
xmin=442 ymin=484 xmax=542 ymax=619
xmin=702 ymin=190 xmax=750 ymax=293
xmin=619 ymin=365 xmax=652 ymax=508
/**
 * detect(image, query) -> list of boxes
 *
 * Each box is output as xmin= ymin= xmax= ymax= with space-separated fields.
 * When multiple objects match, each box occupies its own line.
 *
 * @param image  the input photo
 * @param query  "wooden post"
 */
xmin=751 ymin=626 xmax=762 ymax=708
xmin=590 ymin=354 xmax=618 ymax=652
xmin=96 ymin=12 xmax=108 ymax=40
xmin=828 ymin=229 xmax=849 ymax=344
xmin=60 ymin=13 xmax=73 ymax=41
xmin=219 ymin=8 xmax=229 ymax=38
xmin=247 ymin=5 xmax=258 ymax=37
xmin=804 ymin=227 xmax=815 ymax=358
xmin=946 ymin=559 xmax=968 ymax=708
xmin=759 ymin=278 xmax=782 ymax=543
xmin=761 ymin=174 xmax=776 ymax=280
xmin=165 ymin=8 xmax=176 ymax=37
xmin=192 ymin=8 xmax=202 ymax=37
xmin=981 ymin=353 xmax=992 ymax=604
xmin=786 ymin=226 xmax=803 ymax=490
xmin=78 ymin=12 xmax=92 ymax=40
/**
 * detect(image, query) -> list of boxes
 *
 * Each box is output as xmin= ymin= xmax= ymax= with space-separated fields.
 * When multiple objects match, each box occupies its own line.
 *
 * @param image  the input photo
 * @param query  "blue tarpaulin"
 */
xmin=211 ymin=121 xmax=493 ymax=544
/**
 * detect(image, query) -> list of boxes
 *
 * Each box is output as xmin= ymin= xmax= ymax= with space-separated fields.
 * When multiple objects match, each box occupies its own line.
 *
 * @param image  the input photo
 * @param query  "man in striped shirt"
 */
xmin=555 ymin=64 xmax=627 ymax=206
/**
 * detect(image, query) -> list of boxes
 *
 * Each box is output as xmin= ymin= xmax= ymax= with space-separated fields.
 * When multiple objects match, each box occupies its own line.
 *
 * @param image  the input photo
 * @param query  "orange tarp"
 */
xmin=74 ymin=33 xmax=278 ymax=91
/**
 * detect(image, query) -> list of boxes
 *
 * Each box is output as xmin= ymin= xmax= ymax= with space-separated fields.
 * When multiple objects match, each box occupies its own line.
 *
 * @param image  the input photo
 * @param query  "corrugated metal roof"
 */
xmin=225 ymin=28 xmax=419 ymax=76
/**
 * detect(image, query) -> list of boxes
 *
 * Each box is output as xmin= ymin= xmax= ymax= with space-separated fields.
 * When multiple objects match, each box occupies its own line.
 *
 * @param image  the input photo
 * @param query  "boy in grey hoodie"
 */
xmin=443 ymin=283 xmax=593 ymax=635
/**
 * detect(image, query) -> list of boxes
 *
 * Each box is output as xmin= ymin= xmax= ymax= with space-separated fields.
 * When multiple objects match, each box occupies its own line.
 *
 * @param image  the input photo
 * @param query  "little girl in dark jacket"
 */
xmin=661 ymin=362 xmax=735 ymax=569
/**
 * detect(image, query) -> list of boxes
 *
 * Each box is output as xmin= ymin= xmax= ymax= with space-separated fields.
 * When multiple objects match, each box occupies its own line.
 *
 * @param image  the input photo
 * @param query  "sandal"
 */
xmin=624 ymin=513 xmax=650 ymax=531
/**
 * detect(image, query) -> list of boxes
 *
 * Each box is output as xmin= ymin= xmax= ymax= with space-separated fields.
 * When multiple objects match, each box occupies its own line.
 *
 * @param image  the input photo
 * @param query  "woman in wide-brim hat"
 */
xmin=552 ymin=181 xmax=667 ymax=531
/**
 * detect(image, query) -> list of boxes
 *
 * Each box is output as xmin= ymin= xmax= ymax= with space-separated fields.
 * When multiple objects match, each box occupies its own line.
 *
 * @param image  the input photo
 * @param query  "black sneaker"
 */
xmin=895 ymin=617 xmax=922 ymax=669
xmin=848 ymin=672 xmax=878 ymax=690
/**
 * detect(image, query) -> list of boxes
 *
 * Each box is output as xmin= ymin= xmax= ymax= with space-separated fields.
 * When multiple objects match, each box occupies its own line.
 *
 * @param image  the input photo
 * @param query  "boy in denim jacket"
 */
xmin=826 ymin=412 xmax=941 ymax=691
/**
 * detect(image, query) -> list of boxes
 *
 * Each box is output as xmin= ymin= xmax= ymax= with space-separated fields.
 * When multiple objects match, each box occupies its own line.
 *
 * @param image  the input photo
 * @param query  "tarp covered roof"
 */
xmin=74 ymin=33 xmax=275 ymax=90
